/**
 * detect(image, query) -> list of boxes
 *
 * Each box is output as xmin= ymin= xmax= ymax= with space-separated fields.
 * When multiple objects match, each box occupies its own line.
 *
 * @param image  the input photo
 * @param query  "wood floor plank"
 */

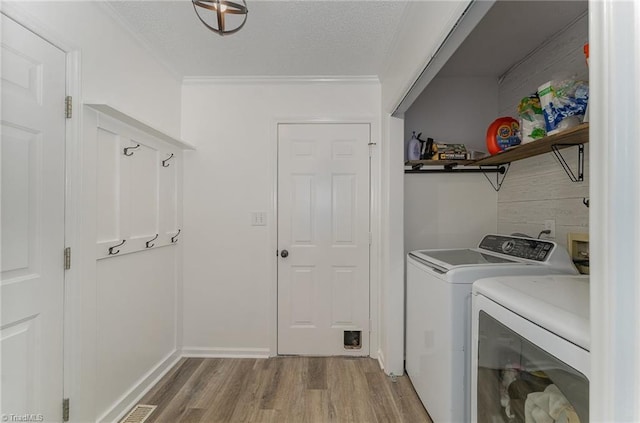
xmin=142 ymin=358 xmax=205 ymax=423
xmin=257 ymin=357 xmax=284 ymax=410
xmin=182 ymin=358 xmax=224 ymax=407
xmin=306 ymin=357 xmax=327 ymax=390
xmin=179 ymin=408 xmax=205 ymax=423
xmin=123 ymin=357 xmax=431 ymax=423
xmin=149 ymin=360 xmax=223 ymax=423
xmin=303 ymin=388 xmax=329 ymax=423
xmin=348 ymin=358 xmax=381 ymax=423
xmin=392 ymin=375 xmax=433 ymax=422
xmin=273 ymin=357 xmax=306 ymax=423
xmin=153 ymin=358 xmax=224 ymax=422
xmin=138 ymin=357 xmax=188 ymax=404
xmin=326 ymin=357 xmax=371 ymax=423
xmin=228 ymin=359 xmax=273 ymax=422
xmin=365 ymin=370 xmax=403 ymax=423
xmin=200 ymin=359 xmax=256 ymax=422
xmin=188 ymin=359 xmax=239 ymax=409
xmin=251 ymin=409 xmax=280 ymax=423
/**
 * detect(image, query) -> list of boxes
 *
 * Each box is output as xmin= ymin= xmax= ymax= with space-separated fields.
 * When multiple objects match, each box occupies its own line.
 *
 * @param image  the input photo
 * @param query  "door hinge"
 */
xmin=368 ymin=142 xmax=376 ymax=157
xmin=64 ymin=247 xmax=71 ymax=270
xmin=62 ymin=398 xmax=70 ymax=422
xmin=65 ymin=96 xmax=72 ymax=119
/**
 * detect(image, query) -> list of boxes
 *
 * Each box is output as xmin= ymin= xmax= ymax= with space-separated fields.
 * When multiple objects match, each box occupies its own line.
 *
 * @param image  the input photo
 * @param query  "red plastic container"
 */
xmin=486 ymin=117 xmax=521 ymax=155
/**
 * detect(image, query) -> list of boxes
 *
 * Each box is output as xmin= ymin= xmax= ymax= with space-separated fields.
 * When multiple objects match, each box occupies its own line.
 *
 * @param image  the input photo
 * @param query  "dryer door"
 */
xmin=473 ymin=305 xmax=589 ymax=423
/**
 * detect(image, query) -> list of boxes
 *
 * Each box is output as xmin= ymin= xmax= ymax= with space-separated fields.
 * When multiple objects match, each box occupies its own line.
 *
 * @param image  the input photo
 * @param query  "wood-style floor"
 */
xmin=128 ymin=356 xmax=432 ymax=423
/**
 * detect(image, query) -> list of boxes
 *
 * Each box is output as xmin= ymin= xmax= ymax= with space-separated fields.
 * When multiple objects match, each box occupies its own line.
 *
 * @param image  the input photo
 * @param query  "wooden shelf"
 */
xmin=405 ymin=159 xmax=475 ymax=167
xmin=471 ymin=123 xmax=589 ymax=166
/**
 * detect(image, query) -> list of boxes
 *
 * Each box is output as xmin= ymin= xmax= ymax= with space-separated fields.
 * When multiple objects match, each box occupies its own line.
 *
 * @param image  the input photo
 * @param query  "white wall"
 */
xmin=181 ymin=80 xmax=380 ymax=356
xmin=95 ymin=249 xmax=177 ymax=418
xmin=403 ymin=76 xmax=498 ymax=254
xmin=2 ymin=3 xmax=184 ymax=422
xmin=381 ymin=1 xmax=472 ymax=114
xmin=497 ymin=13 xmax=589 ymax=118
xmin=3 ymin=1 xmax=182 ymax=136
xmin=404 ymin=76 xmax=499 ymax=156
xmin=378 ymin=0 xmax=472 ymax=375
xmin=404 ymin=174 xmax=498 ymax=252
xmin=496 ymin=14 xmax=589 ymax=246
xmin=378 ymin=114 xmax=406 ymax=374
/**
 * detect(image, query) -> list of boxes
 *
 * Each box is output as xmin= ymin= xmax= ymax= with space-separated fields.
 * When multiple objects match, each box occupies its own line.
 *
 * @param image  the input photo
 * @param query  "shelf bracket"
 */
xmin=404 ymin=166 xmax=503 ymax=174
xmin=551 ymin=144 xmax=584 ymax=182
xmin=480 ymin=163 xmax=510 ymax=192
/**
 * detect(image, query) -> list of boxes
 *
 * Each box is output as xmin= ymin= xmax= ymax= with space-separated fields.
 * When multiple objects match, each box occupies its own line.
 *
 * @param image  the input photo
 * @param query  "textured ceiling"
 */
xmin=107 ymin=0 xmax=410 ymax=78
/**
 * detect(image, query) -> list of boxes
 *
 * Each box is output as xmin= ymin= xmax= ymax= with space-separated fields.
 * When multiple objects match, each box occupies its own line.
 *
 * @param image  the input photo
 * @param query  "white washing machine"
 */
xmin=406 ymin=234 xmax=578 ymax=423
xmin=471 ymin=275 xmax=589 ymax=423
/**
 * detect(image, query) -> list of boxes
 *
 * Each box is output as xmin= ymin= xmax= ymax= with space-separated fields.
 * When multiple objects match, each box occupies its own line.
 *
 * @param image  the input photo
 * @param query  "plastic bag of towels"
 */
xmin=538 ymin=79 xmax=589 ymax=136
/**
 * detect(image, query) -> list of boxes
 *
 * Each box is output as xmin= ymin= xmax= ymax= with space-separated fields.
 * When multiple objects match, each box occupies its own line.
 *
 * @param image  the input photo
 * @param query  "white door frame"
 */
xmin=589 ymin=0 xmax=640 ymax=420
xmin=270 ymin=117 xmax=381 ymax=359
xmin=0 ymin=4 xmax=89 ymax=421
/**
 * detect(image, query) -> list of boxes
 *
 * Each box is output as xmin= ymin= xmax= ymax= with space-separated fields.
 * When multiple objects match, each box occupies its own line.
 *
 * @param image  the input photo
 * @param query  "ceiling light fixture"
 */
xmin=192 ymin=0 xmax=248 ymax=36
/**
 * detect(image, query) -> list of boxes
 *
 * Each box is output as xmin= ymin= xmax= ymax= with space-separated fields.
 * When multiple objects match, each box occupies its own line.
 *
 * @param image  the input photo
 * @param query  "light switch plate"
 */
xmin=251 ymin=211 xmax=267 ymax=226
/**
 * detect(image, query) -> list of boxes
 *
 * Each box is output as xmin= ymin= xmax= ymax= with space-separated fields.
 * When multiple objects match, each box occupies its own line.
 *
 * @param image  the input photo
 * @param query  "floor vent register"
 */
xmin=120 ymin=404 xmax=157 ymax=423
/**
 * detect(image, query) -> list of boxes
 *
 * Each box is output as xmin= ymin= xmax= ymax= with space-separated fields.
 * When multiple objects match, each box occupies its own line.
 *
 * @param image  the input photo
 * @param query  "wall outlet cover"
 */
xmin=544 ymin=219 xmax=556 ymax=239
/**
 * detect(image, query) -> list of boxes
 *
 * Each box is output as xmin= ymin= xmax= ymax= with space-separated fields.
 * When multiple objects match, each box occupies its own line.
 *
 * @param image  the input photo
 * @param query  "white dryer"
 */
xmin=406 ymin=234 xmax=578 ymax=423
xmin=471 ymin=275 xmax=589 ymax=423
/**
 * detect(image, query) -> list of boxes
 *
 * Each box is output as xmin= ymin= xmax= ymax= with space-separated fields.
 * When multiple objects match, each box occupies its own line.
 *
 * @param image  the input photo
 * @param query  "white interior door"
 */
xmin=277 ymin=123 xmax=370 ymax=356
xmin=1 ymin=14 xmax=66 ymax=421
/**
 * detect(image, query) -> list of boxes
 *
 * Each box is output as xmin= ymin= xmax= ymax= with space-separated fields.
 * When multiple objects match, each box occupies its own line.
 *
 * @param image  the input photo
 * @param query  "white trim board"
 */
xmin=183 ymin=76 xmax=380 ymax=85
xmin=97 ymin=351 xmax=182 ymax=423
xmin=86 ymin=103 xmax=196 ymax=150
xmin=181 ymin=347 xmax=271 ymax=359
xmin=376 ymin=348 xmax=386 ymax=372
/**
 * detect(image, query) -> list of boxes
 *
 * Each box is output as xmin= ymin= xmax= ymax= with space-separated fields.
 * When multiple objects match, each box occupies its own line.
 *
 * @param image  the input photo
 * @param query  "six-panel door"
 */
xmin=277 ymin=123 xmax=370 ymax=356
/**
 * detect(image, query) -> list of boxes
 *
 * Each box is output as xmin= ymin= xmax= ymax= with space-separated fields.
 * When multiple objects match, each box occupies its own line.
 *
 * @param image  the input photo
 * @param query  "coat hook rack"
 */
xmin=583 ymin=198 xmax=590 ymax=207
xmin=123 ymin=144 xmax=140 ymax=156
xmin=162 ymin=153 xmax=174 ymax=167
xmin=146 ymin=234 xmax=159 ymax=248
xmin=108 ymin=239 xmax=126 ymax=255
xmin=171 ymin=229 xmax=181 ymax=244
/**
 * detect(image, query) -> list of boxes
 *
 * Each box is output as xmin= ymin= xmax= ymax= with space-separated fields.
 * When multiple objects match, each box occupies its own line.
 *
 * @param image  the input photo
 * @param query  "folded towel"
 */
xmin=524 ymin=384 xmax=580 ymax=423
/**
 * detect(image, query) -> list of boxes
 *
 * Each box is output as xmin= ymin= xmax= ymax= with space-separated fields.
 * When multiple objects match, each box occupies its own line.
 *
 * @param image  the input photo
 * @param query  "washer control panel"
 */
xmin=479 ymin=235 xmax=554 ymax=261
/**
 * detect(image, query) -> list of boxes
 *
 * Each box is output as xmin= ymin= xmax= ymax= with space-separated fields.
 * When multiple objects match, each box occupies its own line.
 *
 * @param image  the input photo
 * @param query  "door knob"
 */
xmin=280 ymin=249 xmax=289 ymax=258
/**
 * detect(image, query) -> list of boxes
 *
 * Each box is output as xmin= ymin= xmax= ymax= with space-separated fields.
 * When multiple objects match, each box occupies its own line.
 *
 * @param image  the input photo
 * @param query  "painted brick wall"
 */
xmin=497 ymin=13 xmax=589 ymax=247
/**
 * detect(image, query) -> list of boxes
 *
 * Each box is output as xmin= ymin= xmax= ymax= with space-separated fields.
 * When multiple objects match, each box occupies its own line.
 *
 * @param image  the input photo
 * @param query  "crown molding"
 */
xmin=182 ymin=75 xmax=381 ymax=85
xmin=96 ymin=2 xmax=183 ymax=82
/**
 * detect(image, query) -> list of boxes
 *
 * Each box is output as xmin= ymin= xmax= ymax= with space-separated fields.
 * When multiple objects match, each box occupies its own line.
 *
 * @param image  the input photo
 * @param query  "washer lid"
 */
xmin=410 ymin=248 xmax=516 ymax=267
xmin=473 ymin=275 xmax=590 ymax=350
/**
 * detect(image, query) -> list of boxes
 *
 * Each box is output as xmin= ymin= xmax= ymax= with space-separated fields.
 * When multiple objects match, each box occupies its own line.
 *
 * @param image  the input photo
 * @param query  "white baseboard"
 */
xmin=377 ymin=348 xmax=386 ymax=372
xmin=97 ymin=349 xmax=182 ymax=423
xmin=182 ymin=346 xmax=271 ymax=358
